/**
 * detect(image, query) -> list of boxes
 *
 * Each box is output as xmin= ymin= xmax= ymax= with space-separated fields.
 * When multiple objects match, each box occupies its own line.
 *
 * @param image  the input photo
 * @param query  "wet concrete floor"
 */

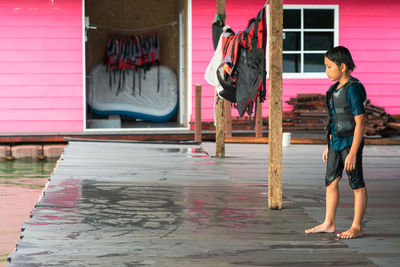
xmin=6 ymin=141 xmax=400 ymax=266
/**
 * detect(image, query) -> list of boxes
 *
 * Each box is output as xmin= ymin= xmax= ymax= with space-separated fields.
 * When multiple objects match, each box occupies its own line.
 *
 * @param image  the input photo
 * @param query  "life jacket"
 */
xmin=104 ymin=33 xmax=161 ymax=96
xmin=106 ymin=35 xmax=119 ymax=70
xmin=325 ymin=77 xmax=366 ymax=139
xmin=215 ymin=7 xmax=267 ymax=116
xmin=236 ymin=6 xmax=267 ymax=116
xmin=216 ymin=28 xmax=242 ymax=103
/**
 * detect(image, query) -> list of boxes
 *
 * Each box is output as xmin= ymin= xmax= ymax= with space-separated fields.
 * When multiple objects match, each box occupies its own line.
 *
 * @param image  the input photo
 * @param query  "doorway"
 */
xmin=84 ymin=0 xmax=189 ymax=131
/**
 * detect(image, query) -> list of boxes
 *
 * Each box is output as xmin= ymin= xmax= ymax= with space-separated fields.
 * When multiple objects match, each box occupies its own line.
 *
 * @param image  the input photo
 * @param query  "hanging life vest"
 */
xmin=215 ymin=28 xmax=242 ymax=103
xmin=235 ymin=6 xmax=267 ymax=117
xmin=214 ymin=6 xmax=267 ymax=117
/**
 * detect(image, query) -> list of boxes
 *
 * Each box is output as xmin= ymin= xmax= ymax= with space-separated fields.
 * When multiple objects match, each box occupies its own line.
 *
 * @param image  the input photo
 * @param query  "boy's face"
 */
xmin=324 ymin=57 xmax=344 ymax=82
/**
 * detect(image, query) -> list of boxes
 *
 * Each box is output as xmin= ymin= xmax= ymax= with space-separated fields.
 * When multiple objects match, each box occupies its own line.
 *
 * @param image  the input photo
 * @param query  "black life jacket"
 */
xmin=325 ymin=77 xmax=366 ymax=138
xmin=236 ymin=6 xmax=266 ymax=116
xmin=215 ymin=6 xmax=267 ymax=116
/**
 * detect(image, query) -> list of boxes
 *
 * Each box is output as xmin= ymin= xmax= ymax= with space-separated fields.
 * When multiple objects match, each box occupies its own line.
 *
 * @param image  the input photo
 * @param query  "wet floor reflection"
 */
xmin=149 ymin=147 xmax=209 ymax=158
xmin=7 ymin=144 xmax=377 ymax=266
xmin=186 ymin=186 xmax=260 ymax=229
xmin=79 ymin=181 xmax=184 ymax=233
xmin=34 ymin=180 xmax=265 ymax=234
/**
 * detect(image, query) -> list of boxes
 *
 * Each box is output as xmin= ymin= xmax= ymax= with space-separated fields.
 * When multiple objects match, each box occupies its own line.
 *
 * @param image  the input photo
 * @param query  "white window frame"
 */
xmin=266 ymin=5 xmax=339 ymax=79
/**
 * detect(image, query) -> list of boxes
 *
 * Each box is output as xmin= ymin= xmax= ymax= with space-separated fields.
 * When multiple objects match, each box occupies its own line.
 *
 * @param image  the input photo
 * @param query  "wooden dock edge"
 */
xmin=225 ymin=136 xmax=400 ymax=145
xmin=0 ymin=133 xmax=399 ymax=146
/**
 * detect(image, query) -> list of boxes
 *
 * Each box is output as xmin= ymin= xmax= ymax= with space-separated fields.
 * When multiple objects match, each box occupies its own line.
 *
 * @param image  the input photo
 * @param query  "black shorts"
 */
xmin=325 ymin=142 xmax=365 ymax=189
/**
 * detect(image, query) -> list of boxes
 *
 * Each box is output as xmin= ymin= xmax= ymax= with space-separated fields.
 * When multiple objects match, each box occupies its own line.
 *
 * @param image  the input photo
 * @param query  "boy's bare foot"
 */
xmin=305 ymin=223 xmax=335 ymax=234
xmin=337 ymin=227 xmax=363 ymax=239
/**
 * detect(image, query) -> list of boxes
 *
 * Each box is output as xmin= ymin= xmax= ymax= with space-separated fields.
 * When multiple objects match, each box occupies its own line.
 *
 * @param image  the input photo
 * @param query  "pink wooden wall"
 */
xmin=0 ymin=0 xmax=83 ymax=133
xmin=192 ymin=0 xmax=400 ymax=122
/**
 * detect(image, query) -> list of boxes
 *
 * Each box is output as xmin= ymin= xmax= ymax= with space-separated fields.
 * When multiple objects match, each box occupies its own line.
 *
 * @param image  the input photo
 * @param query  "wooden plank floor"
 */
xmin=7 ymin=141 xmax=400 ymax=266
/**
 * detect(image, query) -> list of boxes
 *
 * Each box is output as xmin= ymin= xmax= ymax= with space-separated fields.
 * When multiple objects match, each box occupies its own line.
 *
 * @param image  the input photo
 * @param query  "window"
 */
xmin=269 ymin=5 xmax=338 ymax=78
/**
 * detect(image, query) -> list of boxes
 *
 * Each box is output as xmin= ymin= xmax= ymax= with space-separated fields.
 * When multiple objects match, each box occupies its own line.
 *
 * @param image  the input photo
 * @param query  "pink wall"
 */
xmin=192 ymin=0 xmax=400 ymax=122
xmin=1 ymin=0 xmax=399 ymax=132
xmin=0 ymin=0 xmax=83 ymax=133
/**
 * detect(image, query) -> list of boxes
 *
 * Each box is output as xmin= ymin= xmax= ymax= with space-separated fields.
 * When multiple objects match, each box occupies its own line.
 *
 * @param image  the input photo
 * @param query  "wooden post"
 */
xmin=216 ymin=0 xmax=226 ymax=158
xmin=195 ymin=84 xmax=202 ymax=142
xmin=216 ymin=96 xmax=225 ymax=157
xmin=255 ymin=96 xmax=263 ymax=137
xmin=224 ymin=100 xmax=232 ymax=138
xmin=268 ymin=0 xmax=283 ymax=209
xmin=216 ymin=0 xmax=225 ymax=16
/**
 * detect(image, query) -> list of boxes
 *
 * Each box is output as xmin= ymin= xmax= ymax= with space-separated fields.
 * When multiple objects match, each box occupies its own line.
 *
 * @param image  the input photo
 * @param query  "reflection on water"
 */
xmin=0 ymin=160 xmax=57 ymax=265
xmin=0 ymin=160 xmax=57 ymax=189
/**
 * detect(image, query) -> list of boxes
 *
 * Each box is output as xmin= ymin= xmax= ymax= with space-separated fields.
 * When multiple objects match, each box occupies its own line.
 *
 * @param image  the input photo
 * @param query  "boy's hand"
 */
xmin=322 ymin=146 xmax=329 ymax=163
xmin=345 ymin=152 xmax=356 ymax=171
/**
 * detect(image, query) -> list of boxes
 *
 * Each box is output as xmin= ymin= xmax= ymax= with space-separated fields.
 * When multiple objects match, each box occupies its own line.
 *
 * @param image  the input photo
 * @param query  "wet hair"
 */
xmin=325 ymin=46 xmax=356 ymax=72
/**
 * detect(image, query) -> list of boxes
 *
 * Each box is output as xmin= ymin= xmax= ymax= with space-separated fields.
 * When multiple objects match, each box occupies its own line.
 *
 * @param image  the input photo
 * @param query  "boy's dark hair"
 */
xmin=325 ymin=46 xmax=356 ymax=72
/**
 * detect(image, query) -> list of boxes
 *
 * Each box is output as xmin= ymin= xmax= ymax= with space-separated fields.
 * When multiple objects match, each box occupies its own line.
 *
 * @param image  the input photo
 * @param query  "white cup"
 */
xmin=282 ymin=132 xmax=291 ymax=147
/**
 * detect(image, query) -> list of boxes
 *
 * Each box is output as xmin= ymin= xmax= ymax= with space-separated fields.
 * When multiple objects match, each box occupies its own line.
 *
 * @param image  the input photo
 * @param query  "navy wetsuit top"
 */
xmin=328 ymin=78 xmax=367 ymax=151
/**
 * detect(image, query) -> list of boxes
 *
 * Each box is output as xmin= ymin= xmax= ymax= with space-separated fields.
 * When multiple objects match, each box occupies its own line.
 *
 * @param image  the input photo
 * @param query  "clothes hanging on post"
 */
xmin=204 ymin=6 xmax=267 ymax=117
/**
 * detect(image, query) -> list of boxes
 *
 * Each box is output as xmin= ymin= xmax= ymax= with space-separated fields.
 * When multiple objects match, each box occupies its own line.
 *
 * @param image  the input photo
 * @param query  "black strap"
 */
xmin=132 ymin=70 xmax=136 ymax=96
xmin=157 ymin=65 xmax=160 ymax=93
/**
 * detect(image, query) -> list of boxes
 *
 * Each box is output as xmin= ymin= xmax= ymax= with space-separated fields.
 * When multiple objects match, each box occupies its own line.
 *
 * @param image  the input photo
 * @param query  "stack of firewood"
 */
xmin=284 ymin=94 xmax=400 ymax=137
xmin=364 ymin=100 xmax=400 ymax=136
xmin=283 ymin=94 xmax=328 ymax=131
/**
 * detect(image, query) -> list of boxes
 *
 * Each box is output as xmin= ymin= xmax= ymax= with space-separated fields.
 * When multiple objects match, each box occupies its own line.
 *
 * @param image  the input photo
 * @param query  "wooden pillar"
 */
xmin=255 ymin=96 xmax=263 ymax=138
xmin=224 ymin=100 xmax=232 ymax=138
xmin=216 ymin=0 xmax=226 ymax=158
xmin=268 ymin=0 xmax=283 ymax=209
xmin=216 ymin=97 xmax=225 ymax=157
xmin=195 ymin=84 xmax=202 ymax=142
xmin=217 ymin=0 xmax=225 ymax=15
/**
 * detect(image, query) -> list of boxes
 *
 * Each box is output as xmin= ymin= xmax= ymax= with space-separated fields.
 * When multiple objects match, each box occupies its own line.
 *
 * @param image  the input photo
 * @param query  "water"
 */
xmin=0 ymin=160 xmax=56 ymax=189
xmin=0 ymin=160 xmax=57 ymax=266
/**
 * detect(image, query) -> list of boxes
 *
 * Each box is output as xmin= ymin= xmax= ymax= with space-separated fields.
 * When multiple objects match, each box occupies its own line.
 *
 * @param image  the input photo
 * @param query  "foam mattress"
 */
xmin=87 ymin=64 xmax=178 ymax=122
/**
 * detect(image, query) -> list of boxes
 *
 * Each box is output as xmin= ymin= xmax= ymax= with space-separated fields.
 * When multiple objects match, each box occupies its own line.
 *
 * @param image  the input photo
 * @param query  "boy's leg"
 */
xmin=337 ymin=143 xmax=366 ymax=239
xmin=305 ymin=177 xmax=339 ymax=233
xmin=306 ymin=146 xmax=343 ymax=234
xmin=337 ymin=187 xmax=367 ymax=239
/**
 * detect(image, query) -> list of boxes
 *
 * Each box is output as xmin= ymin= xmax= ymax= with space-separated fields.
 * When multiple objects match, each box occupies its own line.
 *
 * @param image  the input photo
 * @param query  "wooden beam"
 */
xmin=224 ymin=100 xmax=232 ymax=138
xmin=268 ymin=0 xmax=283 ymax=210
xmin=216 ymin=0 xmax=225 ymax=15
xmin=195 ymin=84 xmax=202 ymax=142
xmin=1 ymin=134 xmax=399 ymax=146
xmin=225 ymin=136 xmax=330 ymax=144
xmin=216 ymin=97 xmax=225 ymax=157
xmin=216 ymin=0 xmax=226 ymax=158
xmin=226 ymin=137 xmax=269 ymax=143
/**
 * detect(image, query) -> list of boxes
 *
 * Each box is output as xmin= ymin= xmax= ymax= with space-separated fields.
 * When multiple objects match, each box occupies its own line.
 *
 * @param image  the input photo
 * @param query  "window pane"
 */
xmin=304 ymin=32 xmax=333 ymax=51
xmin=283 ymin=9 xmax=301 ymax=29
xmin=304 ymin=54 xmax=325 ymax=72
xmin=283 ymin=32 xmax=301 ymax=51
xmin=283 ymin=54 xmax=301 ymax=73
xmin=304 ymin=9 xmax=334 ymax=29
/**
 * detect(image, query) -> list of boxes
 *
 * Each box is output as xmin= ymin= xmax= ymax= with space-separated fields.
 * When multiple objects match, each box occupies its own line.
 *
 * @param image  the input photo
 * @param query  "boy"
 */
xmin=305 ymin=46 xmax=367 ymax=239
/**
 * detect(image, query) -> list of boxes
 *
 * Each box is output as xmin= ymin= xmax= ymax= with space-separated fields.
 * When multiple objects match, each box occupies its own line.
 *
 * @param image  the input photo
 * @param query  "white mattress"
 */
xmin=87 ymin=64 xmax=178 ymax=122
